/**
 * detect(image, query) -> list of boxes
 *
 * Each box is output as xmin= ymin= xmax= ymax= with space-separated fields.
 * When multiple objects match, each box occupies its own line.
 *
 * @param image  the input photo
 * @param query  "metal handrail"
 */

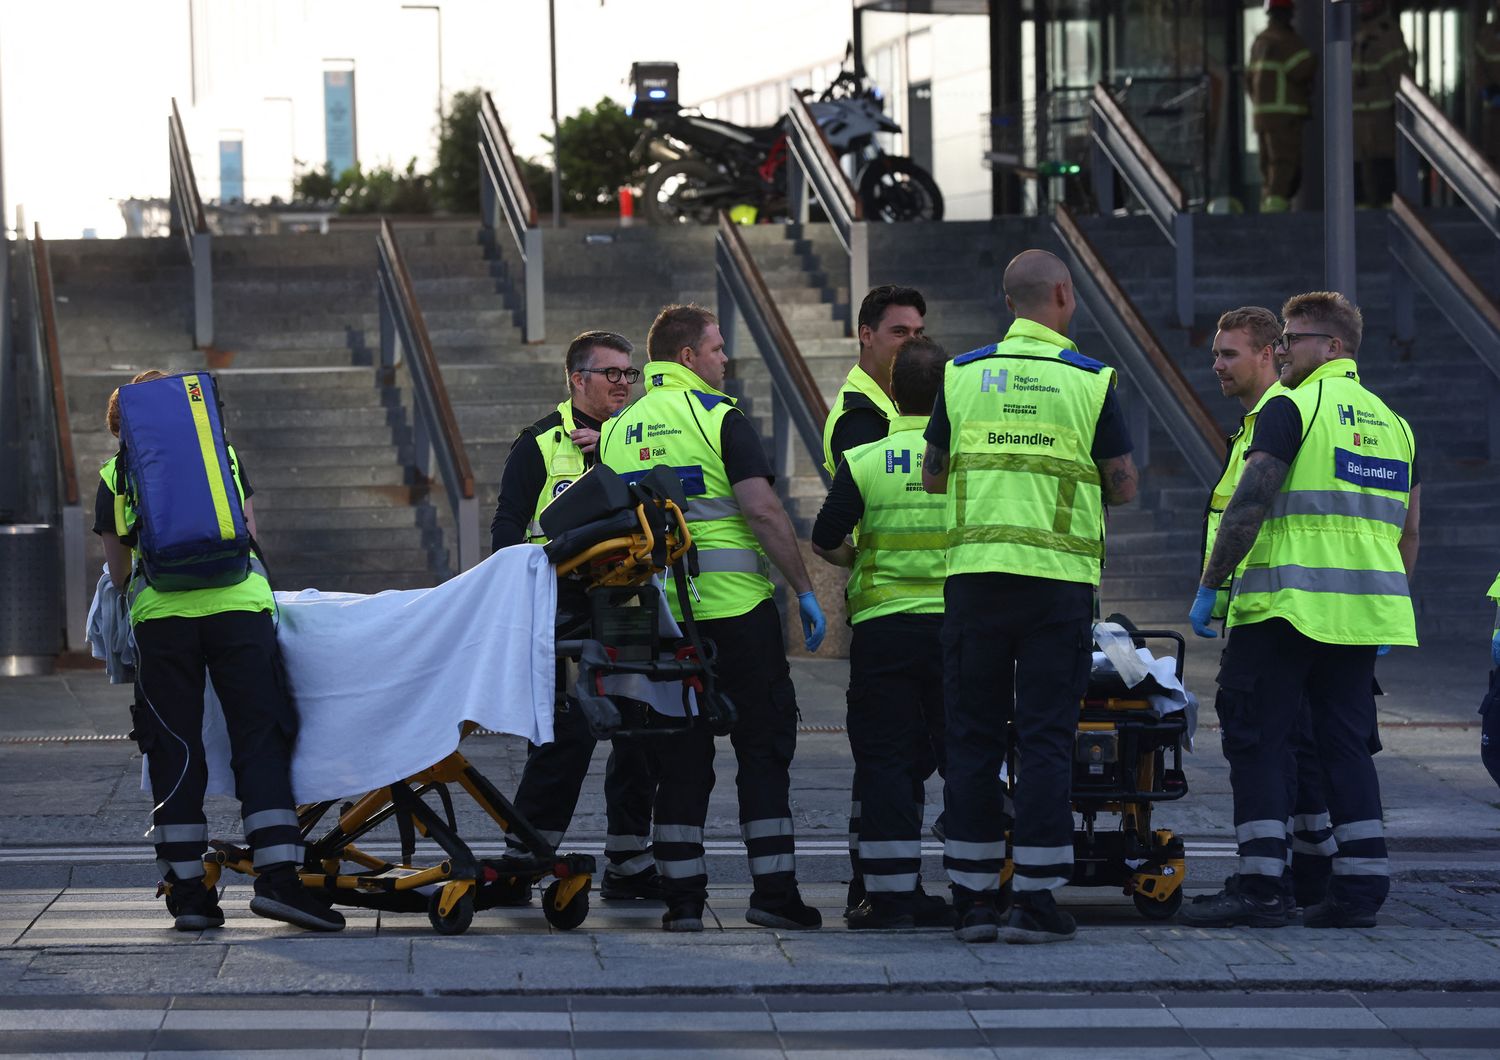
xmin=14 ymin=221 xmax=87 ymax=651
xmin=715 ymin=211 xmax=831 ymax=488
xmin=1088 ymin=83 xmax=1194 ymax=328
xmin=1389 ymin=195 xmax=1500 ymax=459
xmin=376 ymin=218 xmax=479 ymax=574
xmin=1053 ymin=204 xmax=1225 ymax=487
xmin=169 ymin=98 xmax=213 ymax=348
xmin=784 ymin=93 xmax=868 ymax=318
xmin=1395 ymin=75 xmax=1500 ymax=239
xmin=478 ymin=91 xmax=545 ymax=343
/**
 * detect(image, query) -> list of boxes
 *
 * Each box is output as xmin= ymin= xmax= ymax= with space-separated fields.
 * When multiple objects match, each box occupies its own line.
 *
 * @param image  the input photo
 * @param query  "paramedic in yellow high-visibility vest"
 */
xmin=1185 ymin=291 xmax=1421 ymax=931
xmin=821 ymin=285 xmax=926 ymax=476
xmin=600 ymin=303 xmax=827 ymax=935
xmin=922 ymin=250 xmax=1140 ymax=946
xmin=489 ymin=331 xmax=665 ymax=906
xmin=96 ymin=370 xmax=344 ymax=935
xmin=813 ymin=336 xmax=952 ymax=932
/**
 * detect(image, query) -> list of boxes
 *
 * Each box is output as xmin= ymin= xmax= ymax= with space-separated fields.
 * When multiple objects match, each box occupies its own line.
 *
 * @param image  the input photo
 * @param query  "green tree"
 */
xmin=432 ymin=89 xmax=483 ymax=213
xmin=333 ymin=160 xmax=433 ymax=215
xmin=547 ymin=97 xmax=645 ymax=214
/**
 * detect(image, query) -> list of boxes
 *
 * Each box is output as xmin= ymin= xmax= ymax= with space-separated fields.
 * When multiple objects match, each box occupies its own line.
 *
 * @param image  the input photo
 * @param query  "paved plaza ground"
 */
xmin=0 ymin=638 xmax=1497 ymax=1056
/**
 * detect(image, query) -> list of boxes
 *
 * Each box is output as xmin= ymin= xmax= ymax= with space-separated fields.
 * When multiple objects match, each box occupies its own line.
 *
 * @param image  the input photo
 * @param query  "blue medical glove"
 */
xmin=1492 ymin=631 xmax=1500 ymax=668
xmin=1376 ymin=644 xmax=1391 ymax=656
xmin=798 ymin=591 xmax=826 ymax=653
xmin=1189 ymin=586 xmax=1219 ymax=638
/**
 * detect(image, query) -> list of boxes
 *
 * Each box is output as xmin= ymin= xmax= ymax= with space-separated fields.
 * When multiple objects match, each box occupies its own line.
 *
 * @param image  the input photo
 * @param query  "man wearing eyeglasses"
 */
xmin=490 ymin=330 xmax=663 ymax=905
xmin=1186 ymin=292 xmax=1420 ymax=930
xmin=1193 ymin=306 xmax=1333 ymax=917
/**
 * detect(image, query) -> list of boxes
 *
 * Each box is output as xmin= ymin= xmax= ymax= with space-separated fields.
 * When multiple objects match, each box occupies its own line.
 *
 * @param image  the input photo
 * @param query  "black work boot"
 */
xmin=250 ymin=864 xmax=345 ymax=932
xmin=846 ymin=894 xmax=917 ymax=930
xmin=661 ymin=898 xmax=705 ymax=933
xmin=1178 ymin=883 xmax=1288 ymax=928
xmin=953 ymin=895 xmax=1001 ymax=943
xmin=1001 ymin=890 xmax=1076 ymax=945
xmin=161 ymin=875 xmax=225 ymax=932
xmin=1303 ymin=896 xmax=1378 ymax=929
xmin=746 ymin=887 xmax=822 ymax=930
xmin=599 ymin=867 xmax=666 ymax=902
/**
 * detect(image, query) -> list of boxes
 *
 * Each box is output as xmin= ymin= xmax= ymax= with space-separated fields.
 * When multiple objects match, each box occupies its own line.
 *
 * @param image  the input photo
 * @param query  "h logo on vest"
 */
xmin=625 ymin=422 xmax=643 ymax=445
xmin=1338 ymin=403 xmax=1356 ymax=426
xmin=885 ymin=449 xmax=910 ymax=474
xmin=979 ymin=368 xmax=1009 ymax=393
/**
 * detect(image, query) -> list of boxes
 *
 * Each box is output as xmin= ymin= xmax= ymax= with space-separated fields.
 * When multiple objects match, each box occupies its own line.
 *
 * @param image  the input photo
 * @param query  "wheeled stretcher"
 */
xmin=198 ymin=465 xmax=734 ymax=935
xmin=999 ymin=626 xmax=1191 ymax=921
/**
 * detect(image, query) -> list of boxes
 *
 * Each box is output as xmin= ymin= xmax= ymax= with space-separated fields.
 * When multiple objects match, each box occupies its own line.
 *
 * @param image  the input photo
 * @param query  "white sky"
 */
xmin=0 ymin=0 xmax=858 ymax=237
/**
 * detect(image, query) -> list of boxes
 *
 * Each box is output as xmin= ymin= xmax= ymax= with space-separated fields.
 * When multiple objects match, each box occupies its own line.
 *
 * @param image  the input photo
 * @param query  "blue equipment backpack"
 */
xmin=113 ymin=372 xmax=253 ymax=591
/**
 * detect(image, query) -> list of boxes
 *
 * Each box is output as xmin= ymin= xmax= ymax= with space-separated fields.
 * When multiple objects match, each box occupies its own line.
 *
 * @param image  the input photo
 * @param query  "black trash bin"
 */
xmin=0 ymin=523 xmax=62 ymax=676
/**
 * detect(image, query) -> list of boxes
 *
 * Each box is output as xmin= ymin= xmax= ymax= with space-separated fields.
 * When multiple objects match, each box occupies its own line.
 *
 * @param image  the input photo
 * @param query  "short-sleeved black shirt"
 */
xmin=92 ymin=452 xmax=255 ymax=535
xmin=827 ymin=406 xmax=889 ymax=473
xmin=811 ymin=460 xmax=863 ymax=551
xmin=719 ymin=407 xmax=774 ymax=485
xmin=924 ymin=385 xmax=1133 ymax=461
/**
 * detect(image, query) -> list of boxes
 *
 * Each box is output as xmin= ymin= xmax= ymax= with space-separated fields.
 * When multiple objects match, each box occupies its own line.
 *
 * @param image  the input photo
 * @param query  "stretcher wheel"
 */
xmin=1134 ymin=888 xmax=1182 ymax=921
xmin=541 ymin=880 xmax=590 ymax=930
xmin=428 ymin=889 xmax=475 ymax=935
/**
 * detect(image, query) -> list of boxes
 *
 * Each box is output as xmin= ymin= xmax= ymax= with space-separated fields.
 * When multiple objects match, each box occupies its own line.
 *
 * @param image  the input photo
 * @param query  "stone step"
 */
xmin=245 ymin=505 xmax=425 ymax=531
xmin=245 ymin=484 xmax=426 ymax=509
xmin=256 ymin=527 xmax=433 ymax=554
xmin=246 ymin=463 xmax=410 ymax=490
xmin=223 ymin=406 xmax=401 ymax=429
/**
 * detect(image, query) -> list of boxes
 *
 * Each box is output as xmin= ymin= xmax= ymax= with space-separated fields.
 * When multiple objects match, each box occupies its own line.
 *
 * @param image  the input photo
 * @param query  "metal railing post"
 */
xmin=191 ymin=231 xmax=213 ymax=348
xmin=1172 ymin=212 xmax=1193 ymax=329
xmin=787 ymin=162 xmax=809 ymax=225
xmin=456 ymin=494 xmax=479 ymax=573
xmin=1091 ymin=120 xmax=1115 ymax=215
xmin=849 ymin=221 xmax=869 ymax=317
xmin=770 ymin=389 xmax=795 ymax=482
xmin=1395 ymin=97 xmax=1420 ymax=204
xmin=1390 ymin=215 xmax=1415 ymax=344
xmin=716 ymin=260 xmax=738 ymax=362
xmin=523 ymin=227 xmax=545 ymax=344
xmin=61 ymin=504 xmax=86 ymax=652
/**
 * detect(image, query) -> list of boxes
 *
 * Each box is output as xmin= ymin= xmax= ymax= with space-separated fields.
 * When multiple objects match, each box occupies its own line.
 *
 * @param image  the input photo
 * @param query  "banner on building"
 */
xmin=324 ymin=68 xmax=358 ymax=178
xmin=218 ymin=139 xmax=244 ymax=202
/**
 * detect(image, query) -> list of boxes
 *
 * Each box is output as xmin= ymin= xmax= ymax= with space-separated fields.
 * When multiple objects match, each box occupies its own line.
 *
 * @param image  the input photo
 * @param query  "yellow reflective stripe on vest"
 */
xmin=183 ymin=375 xmax=236 ymax=541
xmin=953 ymin=451 xmax=1099 ymax=537
xmin=946 ymin=521 xmax=1104 ymax=559
xmin=858 ymin=528 xmax=948 ymax=552
xmin=848 ymin=578 xmax=945 ymax=617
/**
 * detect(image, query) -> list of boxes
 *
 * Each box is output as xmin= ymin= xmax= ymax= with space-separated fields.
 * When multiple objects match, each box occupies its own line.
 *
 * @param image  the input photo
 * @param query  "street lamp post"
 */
xmin=401 ymin=4 xmax=445 ymax=122
xmin=549 ymin=0 xmax=563 ymax=227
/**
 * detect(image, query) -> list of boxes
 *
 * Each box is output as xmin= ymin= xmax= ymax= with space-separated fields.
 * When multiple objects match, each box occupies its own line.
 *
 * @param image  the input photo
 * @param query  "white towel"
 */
xmin=150 ymin=545 xmax=557 ymax=803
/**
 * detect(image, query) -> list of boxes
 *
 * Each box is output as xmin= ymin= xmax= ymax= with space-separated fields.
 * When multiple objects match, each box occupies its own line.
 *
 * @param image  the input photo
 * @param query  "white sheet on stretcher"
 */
xmin=144 ymin=545 xmax=556 ymax=804
xmin=1089 ymin=646 xmax=1200 ymax=752
xmin=138 ymin=546 xmax=700 ymax=803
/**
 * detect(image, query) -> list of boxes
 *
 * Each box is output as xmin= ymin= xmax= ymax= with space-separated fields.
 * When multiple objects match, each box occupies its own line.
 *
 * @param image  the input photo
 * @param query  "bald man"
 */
xmin=923 ymin=249 xmax=1138 ymax=945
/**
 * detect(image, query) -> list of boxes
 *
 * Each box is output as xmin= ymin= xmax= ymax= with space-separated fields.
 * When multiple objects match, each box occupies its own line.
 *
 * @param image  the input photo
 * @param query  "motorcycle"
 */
xmin=630 ymin=62 xmax=944 ymax=226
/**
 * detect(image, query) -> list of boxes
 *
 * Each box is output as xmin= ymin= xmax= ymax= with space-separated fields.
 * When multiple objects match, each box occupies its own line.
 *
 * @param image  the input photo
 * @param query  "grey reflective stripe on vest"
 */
xmin=685 ymin=497 xmax=741 ymax=521
xmin=1270 ymin=490 xmax=1408 ymax=528
xmin=1237 ymin=564 xmax=1410 ymax=598
xmin=697 ymin=548 xmax=769 ymax=576
xmin=527 ymin=519 xmax=544 ymax=539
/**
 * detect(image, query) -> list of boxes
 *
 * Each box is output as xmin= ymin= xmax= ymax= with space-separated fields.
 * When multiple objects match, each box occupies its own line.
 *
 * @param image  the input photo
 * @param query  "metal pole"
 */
xmin=1324 ymin=0 xmax=1356 ymax=301
xmin=400 ymin=6 xmax=444 ymax=121
xmin=549 ymin=0 xmax=563 ymax=228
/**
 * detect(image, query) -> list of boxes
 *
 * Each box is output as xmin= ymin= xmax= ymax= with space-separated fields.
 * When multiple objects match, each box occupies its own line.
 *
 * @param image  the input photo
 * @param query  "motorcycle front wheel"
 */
xmin=857 ymin=156 xmax=944 ymax=222
xmin=643 ymin=159 xmax=730 ymax=226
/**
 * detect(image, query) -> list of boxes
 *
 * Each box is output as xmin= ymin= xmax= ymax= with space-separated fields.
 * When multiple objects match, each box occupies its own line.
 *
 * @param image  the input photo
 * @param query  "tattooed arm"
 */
xmin=921 ymin=444 xmax=949 ymax=495
xmin=1200 ymin=450 xmax=1289 ymax=588
xmin=1097 ymin=452 xmax=1139 ymax=506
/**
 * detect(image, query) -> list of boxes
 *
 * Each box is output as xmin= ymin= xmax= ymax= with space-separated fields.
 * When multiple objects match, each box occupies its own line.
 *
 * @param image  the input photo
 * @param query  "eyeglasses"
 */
xmin=1273 ymin=331 xmax=1335 ymax=353
xmin=577 ymin=367 xmax=641 ymax=384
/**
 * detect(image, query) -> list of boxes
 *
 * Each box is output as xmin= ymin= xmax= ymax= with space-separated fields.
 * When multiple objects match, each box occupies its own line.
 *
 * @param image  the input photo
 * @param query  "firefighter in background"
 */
xmin=1353 ymin=0 xmax=1411 ymax=208
xmin=1248 ymin=0 xmax=1316 ymax=213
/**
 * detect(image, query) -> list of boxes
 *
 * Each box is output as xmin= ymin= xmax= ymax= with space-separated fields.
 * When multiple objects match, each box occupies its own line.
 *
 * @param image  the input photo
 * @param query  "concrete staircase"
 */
xmin=45 ymin=208 xmax=1493 ymax=655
